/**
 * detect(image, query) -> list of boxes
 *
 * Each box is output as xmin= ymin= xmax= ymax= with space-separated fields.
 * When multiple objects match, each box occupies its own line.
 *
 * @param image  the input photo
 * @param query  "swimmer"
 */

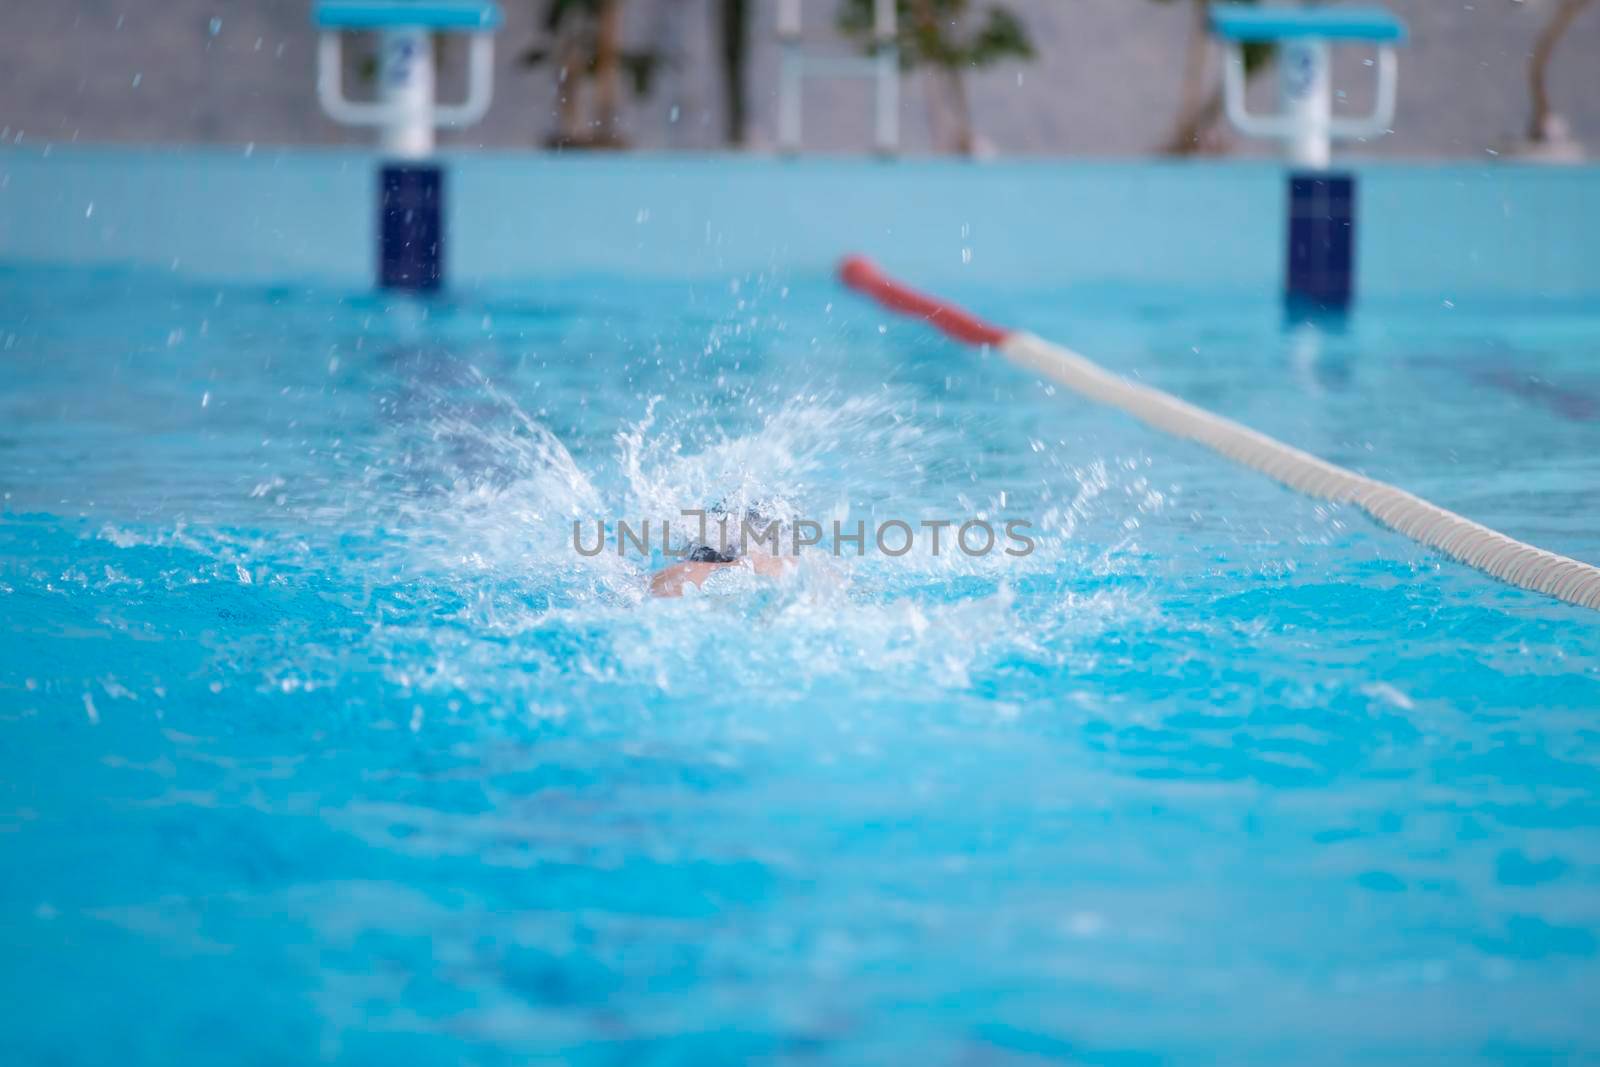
xmin=648 ymin=501 xmax=798 ymax=598
xmin=648 ymin=542 xmax=797 ymax=598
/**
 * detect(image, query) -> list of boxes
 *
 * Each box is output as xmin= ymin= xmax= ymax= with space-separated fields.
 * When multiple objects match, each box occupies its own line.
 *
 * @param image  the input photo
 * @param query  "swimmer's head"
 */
xmin=686 ymin=544 xmax=739 ymax=564
xmin=710 ymin=497 xmax=777 ymax=527
xmin=682 ymin=498 xmax=784 ymax=562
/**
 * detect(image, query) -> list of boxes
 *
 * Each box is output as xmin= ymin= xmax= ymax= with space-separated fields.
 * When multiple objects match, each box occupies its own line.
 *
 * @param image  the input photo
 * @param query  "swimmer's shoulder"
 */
xmin=648 ymin=554 xmax=798 ymax=598
xmin=649 ymin=560 xmax=731 ymax=598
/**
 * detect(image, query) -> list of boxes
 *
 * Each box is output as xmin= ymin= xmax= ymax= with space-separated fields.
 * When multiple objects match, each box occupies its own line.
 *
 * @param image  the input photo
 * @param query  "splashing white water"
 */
xmin=84 ymin=354 xmax=1168 ymax=708
xmin=615 ymin=389 xmax=937 ymax=537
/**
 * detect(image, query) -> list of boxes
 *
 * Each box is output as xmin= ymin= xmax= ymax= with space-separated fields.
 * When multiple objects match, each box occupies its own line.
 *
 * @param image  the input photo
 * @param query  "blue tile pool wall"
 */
xmin=1 ymin=147 xmax=1597 ymax=304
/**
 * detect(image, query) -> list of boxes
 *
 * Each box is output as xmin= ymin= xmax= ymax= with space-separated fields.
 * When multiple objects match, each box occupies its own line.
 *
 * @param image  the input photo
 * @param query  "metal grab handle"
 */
xmin=316 ymin=30 xmax=494 ymax=128
xmin=1328 ymin=46 xmax=1398 ymax=139
xmin=1221 ymin=41 xmax=1399 ymax=144
xmin=1221 ymin=42 xmax=1302 ymax=140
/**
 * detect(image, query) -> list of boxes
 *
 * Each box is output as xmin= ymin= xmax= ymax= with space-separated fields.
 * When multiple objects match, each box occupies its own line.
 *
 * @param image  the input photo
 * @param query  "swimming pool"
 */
xmin=3 ymin=151 xmax=1600 ymax=1064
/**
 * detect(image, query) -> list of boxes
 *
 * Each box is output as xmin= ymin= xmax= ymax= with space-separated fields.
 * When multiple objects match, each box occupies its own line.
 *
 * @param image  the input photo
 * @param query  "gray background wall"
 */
xmin=1 ymin=0 xmax=1596 ymax=158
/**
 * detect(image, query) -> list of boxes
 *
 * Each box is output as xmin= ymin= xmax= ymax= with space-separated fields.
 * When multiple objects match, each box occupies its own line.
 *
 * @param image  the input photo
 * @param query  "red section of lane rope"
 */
xmin=837 ymin=255 xmax=1010 ymax=348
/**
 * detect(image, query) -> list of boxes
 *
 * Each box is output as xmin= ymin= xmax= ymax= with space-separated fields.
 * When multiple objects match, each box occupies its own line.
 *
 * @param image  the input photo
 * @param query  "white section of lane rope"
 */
xmin=1000 ymin=331 xmax=1600 ymax=611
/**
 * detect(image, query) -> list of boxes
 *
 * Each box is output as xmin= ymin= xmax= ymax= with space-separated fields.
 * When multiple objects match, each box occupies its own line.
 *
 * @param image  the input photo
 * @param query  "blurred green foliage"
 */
xmin=521 ymin=0 xmax=660 ymax=96
xmin=1151 ymin=0 xmax=1275 ymax=74
xmin=837 ymin=0 xmax=1035 ymax=71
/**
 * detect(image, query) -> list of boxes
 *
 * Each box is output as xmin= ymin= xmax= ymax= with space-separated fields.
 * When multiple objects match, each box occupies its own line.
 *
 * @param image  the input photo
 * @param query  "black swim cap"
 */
xmin=686 ymin=544 xmax=738 ymax=564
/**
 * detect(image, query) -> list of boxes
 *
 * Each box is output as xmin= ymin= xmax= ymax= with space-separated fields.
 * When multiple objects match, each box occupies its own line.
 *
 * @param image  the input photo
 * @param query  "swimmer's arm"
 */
xmin=648 ymin=554 xmax=798 ymax=597
xmin=649 ymin=560 xmax=730 ymax=598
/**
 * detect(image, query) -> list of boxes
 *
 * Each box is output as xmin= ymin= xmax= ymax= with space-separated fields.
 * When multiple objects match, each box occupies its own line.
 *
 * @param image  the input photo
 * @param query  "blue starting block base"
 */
xmin=379 ymin=163 xmax=444 ymax=292
xmin=1286 ymin=172 xmax=1355 ymax=316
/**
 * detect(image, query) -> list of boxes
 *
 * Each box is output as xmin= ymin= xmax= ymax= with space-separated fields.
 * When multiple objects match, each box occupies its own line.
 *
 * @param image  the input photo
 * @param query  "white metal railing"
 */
xmin=777 ymin=0 xmax=899 ymax=155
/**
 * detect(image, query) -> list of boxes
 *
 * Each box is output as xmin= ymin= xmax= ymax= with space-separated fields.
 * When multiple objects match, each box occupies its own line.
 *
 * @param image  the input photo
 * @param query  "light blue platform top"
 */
xmin=1210 ymin=5 xmax=1408 ymax=43
xmin=313 ymin=0 xmax=502 ymax=31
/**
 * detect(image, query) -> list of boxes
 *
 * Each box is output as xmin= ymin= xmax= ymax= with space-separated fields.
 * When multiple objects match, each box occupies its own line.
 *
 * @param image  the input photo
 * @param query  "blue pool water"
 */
xmin=3 ymin=259 xmax=1600 ymax=1065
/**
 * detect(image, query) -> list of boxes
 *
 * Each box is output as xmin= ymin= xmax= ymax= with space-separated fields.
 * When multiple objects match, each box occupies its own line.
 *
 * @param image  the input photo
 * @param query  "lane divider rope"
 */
xmin=838 ymin=255 xmax=1600 ymax=611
